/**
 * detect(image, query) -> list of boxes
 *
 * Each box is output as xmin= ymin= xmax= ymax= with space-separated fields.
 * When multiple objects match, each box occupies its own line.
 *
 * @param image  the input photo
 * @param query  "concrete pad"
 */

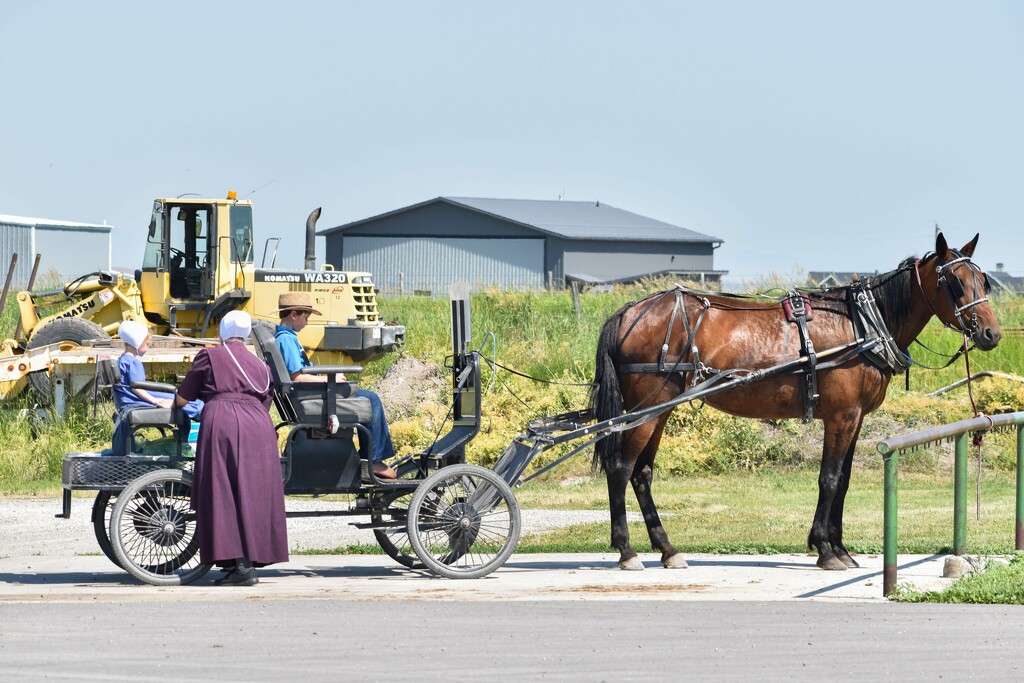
xmin=0 ymin=552 xmax=953 ymax=603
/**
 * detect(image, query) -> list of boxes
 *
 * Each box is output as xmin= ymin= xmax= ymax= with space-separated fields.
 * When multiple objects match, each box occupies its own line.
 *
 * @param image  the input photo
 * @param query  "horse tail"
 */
xmin=591 ymin=313 xmax=624 ymax=475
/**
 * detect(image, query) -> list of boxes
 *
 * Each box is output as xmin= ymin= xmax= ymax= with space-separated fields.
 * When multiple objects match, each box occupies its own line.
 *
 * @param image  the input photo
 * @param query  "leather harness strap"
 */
xmin=618 ymin=289 xmax=709 ymax=376
xmin=783 ymin=292 xmax=819 ymax=421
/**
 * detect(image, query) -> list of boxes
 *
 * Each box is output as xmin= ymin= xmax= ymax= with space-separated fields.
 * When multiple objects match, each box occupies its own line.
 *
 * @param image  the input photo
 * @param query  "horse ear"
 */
xmin=960 ymin=233 xmax=980 ymax=257
xmin=935 ymin=232 xmax=949 ymax=258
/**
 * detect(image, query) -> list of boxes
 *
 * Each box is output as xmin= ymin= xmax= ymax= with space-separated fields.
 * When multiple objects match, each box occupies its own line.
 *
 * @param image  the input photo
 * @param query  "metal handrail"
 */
xmin=876 ymin=411 xmax=1024 ymax=596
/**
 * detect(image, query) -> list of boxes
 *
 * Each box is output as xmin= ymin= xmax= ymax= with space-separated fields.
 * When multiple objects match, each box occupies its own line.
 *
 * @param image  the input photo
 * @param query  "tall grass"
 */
xmin=3 ymin=283 xmax=1024 ymax=492
xmin=0 ymin=396 xmax=114 ymax=492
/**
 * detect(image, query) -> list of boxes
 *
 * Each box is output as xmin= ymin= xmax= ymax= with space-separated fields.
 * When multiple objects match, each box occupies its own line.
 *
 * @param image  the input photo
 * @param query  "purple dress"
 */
xmin=178 ymin=340 xmax=288 ymax=567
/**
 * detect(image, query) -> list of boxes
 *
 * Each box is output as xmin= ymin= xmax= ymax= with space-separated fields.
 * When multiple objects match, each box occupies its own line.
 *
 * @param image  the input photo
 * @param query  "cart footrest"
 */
xmin=62 ymin=453 xmax=192 ymax=490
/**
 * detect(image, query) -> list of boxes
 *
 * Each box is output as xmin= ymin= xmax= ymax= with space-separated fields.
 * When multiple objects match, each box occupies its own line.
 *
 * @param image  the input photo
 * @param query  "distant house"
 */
xmin=809 ymin=267 xmax=1023 ymax=296
xmin=0 ymin=214 xmax=112 ymax=287
xmin=806 ymin=271 xmax=879 ymax=288
xmin=986 ymin=268 xmax=1024 ymax=295
xmin=318 ymin=197 xmax=725 ymax=295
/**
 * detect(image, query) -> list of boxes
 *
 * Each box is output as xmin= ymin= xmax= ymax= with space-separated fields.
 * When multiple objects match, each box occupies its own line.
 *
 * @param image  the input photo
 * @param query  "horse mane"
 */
xmin=866 ymin=257 xmax=919 ymax=338
xmin=805 ymin=256 xmax=921 ymax=337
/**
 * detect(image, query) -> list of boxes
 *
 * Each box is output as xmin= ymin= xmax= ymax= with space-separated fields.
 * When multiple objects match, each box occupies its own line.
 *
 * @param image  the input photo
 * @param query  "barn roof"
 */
xmin=0 ymin=213 xmax=111 ymax=232
xmin=320 ymin=197 xmax=723 ymax=244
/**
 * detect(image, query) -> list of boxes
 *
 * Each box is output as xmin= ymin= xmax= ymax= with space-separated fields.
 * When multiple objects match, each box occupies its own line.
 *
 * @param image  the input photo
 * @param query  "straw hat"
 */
xmin=277 ymin=292 xmax=321 ymax=316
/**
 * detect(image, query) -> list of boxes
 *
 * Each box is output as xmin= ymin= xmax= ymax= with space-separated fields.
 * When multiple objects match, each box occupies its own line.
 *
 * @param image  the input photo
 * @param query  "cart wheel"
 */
xmin=92 ymin=491 xmax=122 ymax=568
xmin=407 ymin=464 xmax=520 ymax=579
xmin=109 ymin=469 xmax=211 ymax=586
xmin=372 ymin=490 xmax=423 ymax=569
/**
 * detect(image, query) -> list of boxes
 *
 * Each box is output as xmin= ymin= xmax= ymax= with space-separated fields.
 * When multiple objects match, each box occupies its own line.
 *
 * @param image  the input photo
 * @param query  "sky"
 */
xmin=2 ymin=1 xmax=1022 ymax=287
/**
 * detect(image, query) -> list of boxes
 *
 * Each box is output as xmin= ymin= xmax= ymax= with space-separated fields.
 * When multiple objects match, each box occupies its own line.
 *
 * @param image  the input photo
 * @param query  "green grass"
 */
xmin=892 ymin=552 xmax=1024 ymax=604
xmin=510 ymin=469 xmax=1022 ymax=556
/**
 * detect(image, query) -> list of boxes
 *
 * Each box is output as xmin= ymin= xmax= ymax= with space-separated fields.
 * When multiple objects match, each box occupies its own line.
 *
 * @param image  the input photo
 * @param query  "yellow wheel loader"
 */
xmin=7 ymin=193 xmax=404 ymax=403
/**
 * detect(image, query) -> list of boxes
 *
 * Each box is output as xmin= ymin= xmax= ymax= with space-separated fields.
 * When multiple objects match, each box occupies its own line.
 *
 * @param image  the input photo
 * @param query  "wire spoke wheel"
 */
xmin=372 ymin=489 xmax=423 ymax=569
xmin=408 ymin=464 xmax=520 ymax=579
xmin=92 ymin=491 xmax=122 ymax=569
xmin=109 ymin=470 xmax=211 ymax=585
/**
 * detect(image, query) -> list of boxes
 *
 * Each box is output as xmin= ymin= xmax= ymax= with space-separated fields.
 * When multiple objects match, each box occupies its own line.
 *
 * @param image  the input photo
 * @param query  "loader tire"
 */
xmin=27 ymin=318 xmax=110 ymax=406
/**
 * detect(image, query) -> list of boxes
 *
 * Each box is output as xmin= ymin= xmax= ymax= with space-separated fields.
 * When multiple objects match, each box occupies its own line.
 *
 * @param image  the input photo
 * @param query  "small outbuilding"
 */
xmin=0 ymin=214 xmax=112 ymax=287
xmin=319 ymin=197 xmax=725 ymax=295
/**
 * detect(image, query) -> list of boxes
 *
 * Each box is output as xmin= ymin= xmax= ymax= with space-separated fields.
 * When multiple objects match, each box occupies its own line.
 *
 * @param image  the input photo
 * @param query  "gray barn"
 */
xmin=1 ymin=214 xmax=112 ymax=287
xmin=319 ymin=197 xmax=725 ymax=295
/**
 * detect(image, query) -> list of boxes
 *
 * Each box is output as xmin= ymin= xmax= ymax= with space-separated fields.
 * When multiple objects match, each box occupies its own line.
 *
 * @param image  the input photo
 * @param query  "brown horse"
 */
xmin=591 ymin=233 xmax=1001 ymax=570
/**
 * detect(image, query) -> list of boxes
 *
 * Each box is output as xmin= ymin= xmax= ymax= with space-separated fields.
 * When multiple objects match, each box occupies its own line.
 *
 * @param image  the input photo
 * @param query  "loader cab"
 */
xmin=139 ymin=196 xmax=255 ymax=332
xmin=142 ymin=200 xmax=216 ymax=300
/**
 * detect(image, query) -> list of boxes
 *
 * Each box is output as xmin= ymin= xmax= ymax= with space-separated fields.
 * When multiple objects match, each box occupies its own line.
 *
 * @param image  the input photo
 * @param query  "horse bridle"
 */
xmin=914 ymin=251 xmax=990 ymax=336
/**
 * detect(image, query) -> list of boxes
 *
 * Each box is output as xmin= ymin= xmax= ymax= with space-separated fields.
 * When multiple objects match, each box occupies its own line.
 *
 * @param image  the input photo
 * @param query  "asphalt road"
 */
xmin=3 ymin=599 xmax=1023 ymax=681
xmin=2 ymin=551 xmax=1017 ymax=681
xmin=2 ymin=496 xmax=1018 ymax=681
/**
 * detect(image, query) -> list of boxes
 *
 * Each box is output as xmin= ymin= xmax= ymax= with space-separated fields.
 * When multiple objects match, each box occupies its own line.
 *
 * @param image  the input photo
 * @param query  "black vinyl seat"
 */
xmin=250 ymin=322 xmax=371 ymax=426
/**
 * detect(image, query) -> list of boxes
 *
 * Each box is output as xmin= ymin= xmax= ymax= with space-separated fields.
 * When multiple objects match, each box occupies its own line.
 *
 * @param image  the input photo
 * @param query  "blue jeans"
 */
xmin=355 ymin=389 xmax=394 ymax=462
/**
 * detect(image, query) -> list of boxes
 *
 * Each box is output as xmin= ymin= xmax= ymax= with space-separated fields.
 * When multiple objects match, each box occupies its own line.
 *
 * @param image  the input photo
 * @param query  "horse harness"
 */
xmin=615 ymin=282 xmax=911 ymax=422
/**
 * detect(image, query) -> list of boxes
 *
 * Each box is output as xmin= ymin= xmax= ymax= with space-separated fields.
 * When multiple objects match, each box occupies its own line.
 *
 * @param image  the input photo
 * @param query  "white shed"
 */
xmin=0 ymin=214 xmax=112 ymax=287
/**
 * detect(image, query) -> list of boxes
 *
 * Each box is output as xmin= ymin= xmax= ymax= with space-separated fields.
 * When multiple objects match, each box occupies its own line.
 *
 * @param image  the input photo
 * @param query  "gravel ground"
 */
xmin=0 ymin=496 xmax=626 ymax=558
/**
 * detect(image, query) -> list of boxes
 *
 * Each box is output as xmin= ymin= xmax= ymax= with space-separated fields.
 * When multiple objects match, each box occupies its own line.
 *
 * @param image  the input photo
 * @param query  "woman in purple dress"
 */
xmin=175 ymin=310 xmax=288 ymax=586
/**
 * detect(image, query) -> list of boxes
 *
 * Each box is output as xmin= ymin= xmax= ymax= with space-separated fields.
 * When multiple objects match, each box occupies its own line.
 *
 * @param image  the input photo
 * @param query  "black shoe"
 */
xmin=215 ymin=565 xmax=258 ymax=586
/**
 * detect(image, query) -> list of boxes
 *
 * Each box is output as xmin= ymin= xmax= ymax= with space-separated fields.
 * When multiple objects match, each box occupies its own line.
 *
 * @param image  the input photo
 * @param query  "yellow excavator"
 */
xmin=5 ymin=192 xmax=404 ymax=402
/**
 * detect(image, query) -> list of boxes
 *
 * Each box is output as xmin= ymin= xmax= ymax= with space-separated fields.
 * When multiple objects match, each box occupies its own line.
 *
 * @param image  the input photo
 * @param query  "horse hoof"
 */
xmin=816 ymin=556 xmax=848 ymax=571
xmin=662 ymin=554 xmax=688 ymax=569
xmin=620 ymin=556 xmax=645 ymax=571
xmin=837 ymin=553 xmax=860 ymax=568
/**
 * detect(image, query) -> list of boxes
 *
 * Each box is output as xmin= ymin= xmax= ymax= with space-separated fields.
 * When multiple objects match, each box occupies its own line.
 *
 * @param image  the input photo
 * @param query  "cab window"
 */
xmin=142 ymin=205 xmax=165 ymax=269
xmin=229 ymin=205 xmax=254 ymax=263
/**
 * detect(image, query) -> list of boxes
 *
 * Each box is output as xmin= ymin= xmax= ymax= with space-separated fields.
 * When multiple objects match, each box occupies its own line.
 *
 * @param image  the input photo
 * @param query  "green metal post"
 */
xmin=954 ymin=433 xmax=967 ymax=556
xmin=883 ymin=450 xmax=898 ymax=597
xmin=1017 ymin=427 xmax=1023 ymax=551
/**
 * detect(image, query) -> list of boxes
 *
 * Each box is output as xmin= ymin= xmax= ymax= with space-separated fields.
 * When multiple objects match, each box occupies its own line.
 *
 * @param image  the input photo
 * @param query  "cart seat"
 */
xmin=95 ymin=358 xmax=178 ymax=428
xmin=251 ymin=322 xmax=371 ymax=426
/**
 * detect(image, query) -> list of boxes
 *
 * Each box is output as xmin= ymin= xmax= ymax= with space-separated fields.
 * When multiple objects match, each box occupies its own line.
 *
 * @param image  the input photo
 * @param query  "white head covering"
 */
xmin=219 ymin=310 xmax=252 ymax=342
xmin=117 ymin=320 xmax=149 ymax=351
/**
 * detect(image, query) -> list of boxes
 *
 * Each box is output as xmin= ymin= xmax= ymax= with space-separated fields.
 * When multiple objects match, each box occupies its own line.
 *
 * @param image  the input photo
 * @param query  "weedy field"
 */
xmin=3 ymin=282 xmax=1024 ymax=491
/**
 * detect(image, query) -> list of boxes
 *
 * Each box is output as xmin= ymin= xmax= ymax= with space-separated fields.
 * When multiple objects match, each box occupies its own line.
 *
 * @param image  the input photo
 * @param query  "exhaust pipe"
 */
xmin=305 ymin=207 xmax=321 ymax=270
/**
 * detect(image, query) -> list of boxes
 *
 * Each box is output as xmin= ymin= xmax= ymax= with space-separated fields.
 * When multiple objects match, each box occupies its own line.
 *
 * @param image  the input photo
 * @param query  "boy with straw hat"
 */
xmin=275 ymin=292 xmax=397 ymax=478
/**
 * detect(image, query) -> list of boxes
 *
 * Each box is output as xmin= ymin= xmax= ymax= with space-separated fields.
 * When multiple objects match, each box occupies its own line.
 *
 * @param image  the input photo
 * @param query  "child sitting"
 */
xmin=111 ymin=320 xmax=202 ymax=455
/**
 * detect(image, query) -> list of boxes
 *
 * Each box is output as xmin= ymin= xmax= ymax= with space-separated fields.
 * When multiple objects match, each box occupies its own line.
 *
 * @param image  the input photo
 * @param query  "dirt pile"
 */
xmin=373 ymin=356 xmax=448 ymax=419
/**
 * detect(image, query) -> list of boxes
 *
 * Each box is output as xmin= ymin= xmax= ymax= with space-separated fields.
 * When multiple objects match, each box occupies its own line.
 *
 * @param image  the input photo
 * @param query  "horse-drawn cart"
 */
xmin=59 ymin=289 xmax=522 ymax=583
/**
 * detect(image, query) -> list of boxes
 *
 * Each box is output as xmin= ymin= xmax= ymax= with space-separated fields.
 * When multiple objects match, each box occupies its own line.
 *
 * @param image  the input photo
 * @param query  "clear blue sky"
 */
xmin=2 ymin=1 xmax=1021 ymax=286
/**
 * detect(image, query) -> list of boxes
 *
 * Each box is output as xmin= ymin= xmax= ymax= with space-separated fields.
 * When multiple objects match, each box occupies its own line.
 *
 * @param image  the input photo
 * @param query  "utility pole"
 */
xmin=935 ymin=222 xmax=940 ymax=238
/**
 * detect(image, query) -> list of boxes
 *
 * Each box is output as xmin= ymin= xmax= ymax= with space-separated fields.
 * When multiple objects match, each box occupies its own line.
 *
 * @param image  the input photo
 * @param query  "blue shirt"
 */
xmin=114 ymin=353 xmax=152 ymax=410
xmin=113 ymin=351 xmax=203 ymax=419
xmin=275 ymin=324 xmax=310 ymax=376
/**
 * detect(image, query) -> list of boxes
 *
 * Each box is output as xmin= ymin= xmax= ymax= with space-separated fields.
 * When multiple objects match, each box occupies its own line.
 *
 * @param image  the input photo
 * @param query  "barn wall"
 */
xmin=0 ymin=222 xmax=112 ymax=287
xmin=343 ymin=236 xmax=544 ymax=295
xmin=551 ymin=238 xmax=715 ymax=282
xmin=33 ymin=226 xmax=112 ymax=283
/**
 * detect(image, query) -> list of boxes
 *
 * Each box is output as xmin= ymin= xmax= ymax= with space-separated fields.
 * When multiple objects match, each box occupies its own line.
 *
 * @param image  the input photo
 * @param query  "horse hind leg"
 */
xmin=631 ymin=464 xmax=686 ymax=568
xmin=607 ymin=460 xmax=644 ymax=570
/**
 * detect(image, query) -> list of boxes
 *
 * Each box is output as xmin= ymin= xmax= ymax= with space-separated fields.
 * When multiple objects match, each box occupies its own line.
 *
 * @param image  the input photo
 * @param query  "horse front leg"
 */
xmin=630 ymin=463 xmax=686 ymax=568
xmin=809 ymin=413 xmax=861 ymax=570
xmin=828 ymin=417 xmax=864 ymax=568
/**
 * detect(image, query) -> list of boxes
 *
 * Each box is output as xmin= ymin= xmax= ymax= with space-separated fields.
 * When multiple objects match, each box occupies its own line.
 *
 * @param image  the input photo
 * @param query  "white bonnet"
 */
xmin=117 ymin=320 xmax=149 ymax=350
xmin=219 ymin=310 xmax=252 ymax=341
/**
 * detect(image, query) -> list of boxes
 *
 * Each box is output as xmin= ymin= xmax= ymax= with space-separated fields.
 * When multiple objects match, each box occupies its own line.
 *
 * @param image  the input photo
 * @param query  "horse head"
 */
xmin=918 ymin=233 xmax=1002 ymax=350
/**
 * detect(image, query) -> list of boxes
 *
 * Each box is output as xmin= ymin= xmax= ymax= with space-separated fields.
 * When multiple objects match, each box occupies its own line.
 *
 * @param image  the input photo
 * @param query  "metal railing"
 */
xmin=876 ymin=411 xmax=1024 ymax=596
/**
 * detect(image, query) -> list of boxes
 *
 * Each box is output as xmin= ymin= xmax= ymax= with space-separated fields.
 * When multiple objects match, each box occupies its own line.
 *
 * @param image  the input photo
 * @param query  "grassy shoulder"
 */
xmin=892 ymin=552 xmax=1024 ymax=604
